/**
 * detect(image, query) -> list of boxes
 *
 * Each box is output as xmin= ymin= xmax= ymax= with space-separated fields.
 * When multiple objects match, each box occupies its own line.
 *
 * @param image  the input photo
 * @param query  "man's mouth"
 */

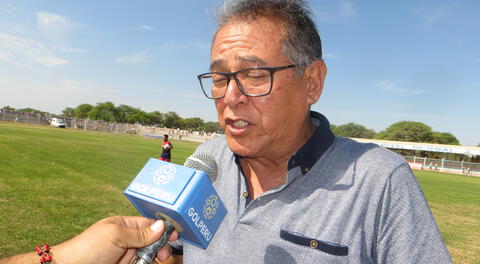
xmin=232 ymin=120 xmax=249 ymax=128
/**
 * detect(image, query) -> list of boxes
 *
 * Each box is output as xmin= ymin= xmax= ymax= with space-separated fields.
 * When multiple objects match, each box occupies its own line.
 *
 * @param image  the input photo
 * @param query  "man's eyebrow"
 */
xmin=210 ymin=60 xmax=224 ymax=71
xmin=237 ymin=56 xmax=267 ymax=66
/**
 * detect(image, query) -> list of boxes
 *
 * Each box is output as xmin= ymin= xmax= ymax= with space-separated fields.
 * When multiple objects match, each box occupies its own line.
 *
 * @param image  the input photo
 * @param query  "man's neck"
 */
xmin=240 ymin=120 xmax=316 ymax=199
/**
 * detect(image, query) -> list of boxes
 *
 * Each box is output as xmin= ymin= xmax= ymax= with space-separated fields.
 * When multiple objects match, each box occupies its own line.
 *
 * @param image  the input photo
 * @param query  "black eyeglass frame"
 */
xmin=197 ymin=64 xmax=296 ymax=99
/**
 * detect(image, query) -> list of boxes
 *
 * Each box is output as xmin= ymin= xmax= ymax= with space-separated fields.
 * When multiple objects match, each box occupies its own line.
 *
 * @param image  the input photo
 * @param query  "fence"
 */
xmin=0 ymin=110 xmax=218 ymax=143
xmin=405 ymin=156 xmax=480 ymax=176
xmin=0 ymin=109 xmax=50 ymax=125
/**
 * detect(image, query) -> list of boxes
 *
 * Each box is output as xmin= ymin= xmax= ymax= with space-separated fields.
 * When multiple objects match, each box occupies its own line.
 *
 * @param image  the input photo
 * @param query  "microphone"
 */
xmin=124 ymin=153 xmax=227 ymax=264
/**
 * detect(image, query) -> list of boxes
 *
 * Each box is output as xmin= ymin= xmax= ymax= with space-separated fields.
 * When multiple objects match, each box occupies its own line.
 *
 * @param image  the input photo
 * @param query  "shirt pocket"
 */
xmin=280 ymin=229 xmax=349 ymax=256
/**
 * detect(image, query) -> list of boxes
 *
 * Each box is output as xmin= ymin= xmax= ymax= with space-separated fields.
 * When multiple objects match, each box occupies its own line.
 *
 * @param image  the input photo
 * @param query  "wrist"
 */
xmin=50 ymin=242 xmax=73 ymax=264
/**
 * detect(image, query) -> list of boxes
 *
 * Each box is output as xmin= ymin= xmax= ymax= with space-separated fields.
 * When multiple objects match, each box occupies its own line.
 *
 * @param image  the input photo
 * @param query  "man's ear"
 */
xmin=304 ymin=60 xmax=327 ymax=105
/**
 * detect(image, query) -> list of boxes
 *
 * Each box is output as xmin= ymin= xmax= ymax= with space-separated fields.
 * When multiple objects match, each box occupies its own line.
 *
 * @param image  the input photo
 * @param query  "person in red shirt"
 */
xmin=159 ymin=134 xmax=173 ymax=162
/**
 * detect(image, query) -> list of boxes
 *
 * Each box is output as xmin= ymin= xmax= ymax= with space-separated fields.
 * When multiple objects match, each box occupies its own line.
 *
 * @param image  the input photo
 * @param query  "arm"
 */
xmin=375 ymin=164 xmax=452 ymax=263
xmin=0 ymin=216 xmax=179 ymax=264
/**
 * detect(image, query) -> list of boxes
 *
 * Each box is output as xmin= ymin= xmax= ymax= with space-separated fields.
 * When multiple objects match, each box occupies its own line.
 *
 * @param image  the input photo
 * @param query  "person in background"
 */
xmin=0 ymin=216 xmax=178 ymax=264
xmin=159 ymin=134 xmax=173 ymax=162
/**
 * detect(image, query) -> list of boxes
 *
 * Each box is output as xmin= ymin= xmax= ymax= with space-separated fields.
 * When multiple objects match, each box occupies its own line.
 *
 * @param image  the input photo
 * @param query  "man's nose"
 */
xmin=223 ymin=77 xmax=248 ymax=106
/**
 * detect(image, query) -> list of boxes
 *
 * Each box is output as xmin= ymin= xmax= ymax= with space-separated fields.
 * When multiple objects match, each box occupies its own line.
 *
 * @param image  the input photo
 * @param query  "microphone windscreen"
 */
xmin=184 ymin=153 xmax=218 ymax=183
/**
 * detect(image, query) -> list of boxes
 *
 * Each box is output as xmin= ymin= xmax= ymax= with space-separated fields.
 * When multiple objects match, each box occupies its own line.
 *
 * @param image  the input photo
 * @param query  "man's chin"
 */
xmin=226 ymin=137 xmax=256 ymax=157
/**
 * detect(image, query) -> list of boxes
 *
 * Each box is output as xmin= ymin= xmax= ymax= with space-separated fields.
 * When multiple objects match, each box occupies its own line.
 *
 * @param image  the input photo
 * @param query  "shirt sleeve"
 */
xmin=375 ymin=163 xmax=452 ymax=263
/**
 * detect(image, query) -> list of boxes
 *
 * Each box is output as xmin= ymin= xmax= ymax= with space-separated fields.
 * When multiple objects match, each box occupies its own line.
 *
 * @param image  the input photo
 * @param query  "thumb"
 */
xmin=122 ymin=220 xmax=165 ymax=248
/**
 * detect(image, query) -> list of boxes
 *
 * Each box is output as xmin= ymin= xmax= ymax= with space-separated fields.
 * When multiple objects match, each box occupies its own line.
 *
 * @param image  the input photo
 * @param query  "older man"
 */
xmin=170 ymin=0 xmax=451 ymax=263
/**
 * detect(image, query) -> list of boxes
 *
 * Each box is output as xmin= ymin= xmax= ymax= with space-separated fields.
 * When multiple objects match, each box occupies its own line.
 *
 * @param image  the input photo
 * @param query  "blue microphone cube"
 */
xmin=124 ymin=158 xmax=227 ymax=249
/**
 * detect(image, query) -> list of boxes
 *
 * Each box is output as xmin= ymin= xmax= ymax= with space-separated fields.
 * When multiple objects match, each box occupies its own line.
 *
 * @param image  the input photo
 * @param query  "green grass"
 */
xmin=0 ymin=122 xmax=199 ymax=257
xmin=415 ymin=170 xmax=480 ymax=263
xmin=1 ymin=122 xmax=479 ymax=263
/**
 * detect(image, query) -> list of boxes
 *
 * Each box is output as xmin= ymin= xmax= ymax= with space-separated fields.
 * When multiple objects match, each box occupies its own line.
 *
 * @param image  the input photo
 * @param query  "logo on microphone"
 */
xmin=203 ymin=194 xmax=219 ymax=219
xmin=153 ymin=164 xmax=177 ymax=185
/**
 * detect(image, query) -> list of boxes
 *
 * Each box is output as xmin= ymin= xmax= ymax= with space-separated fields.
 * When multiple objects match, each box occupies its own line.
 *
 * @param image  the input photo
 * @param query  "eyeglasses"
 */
xmin=197 ymin=64 xmax=296 ymax=99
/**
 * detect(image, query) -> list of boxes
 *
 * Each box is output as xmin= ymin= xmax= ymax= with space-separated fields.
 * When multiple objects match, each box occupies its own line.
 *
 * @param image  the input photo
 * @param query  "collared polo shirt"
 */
xmin=179 ymin=111 xmax=451 ymax=263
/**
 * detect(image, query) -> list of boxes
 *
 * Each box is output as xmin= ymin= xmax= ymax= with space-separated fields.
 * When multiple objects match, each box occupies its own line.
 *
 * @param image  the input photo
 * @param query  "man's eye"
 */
xmin=212 ymin=75 xmax=227 ymax=82
xmin=245 ymin=69 xmax=267 ymax=77
xmin=247 ymin=73 xmax=267 ymax=79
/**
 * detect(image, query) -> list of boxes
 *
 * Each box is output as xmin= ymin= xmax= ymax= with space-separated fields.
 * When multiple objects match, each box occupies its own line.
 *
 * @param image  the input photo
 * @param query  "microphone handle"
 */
xmin=132 ymin=216 xmax=176 ymax=264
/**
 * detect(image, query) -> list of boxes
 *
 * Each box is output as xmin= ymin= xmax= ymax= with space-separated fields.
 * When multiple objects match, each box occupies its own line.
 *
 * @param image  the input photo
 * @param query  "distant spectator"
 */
xmin=159 ymin=134 xmax=173 ymax=162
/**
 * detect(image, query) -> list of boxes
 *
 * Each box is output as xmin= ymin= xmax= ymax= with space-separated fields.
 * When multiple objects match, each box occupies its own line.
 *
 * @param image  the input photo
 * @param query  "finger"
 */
xmin=118 ymin=220 xmax=165 ymax=248
xmin=118 ymin=216 xmax=157 ymax=229
xmin=156 ymin=245 xmax=173 ymax=262
xmin=118 ymin=249 xmax=137 ymax=264
xmin=168 ymin=230 xmax=179 ymax=242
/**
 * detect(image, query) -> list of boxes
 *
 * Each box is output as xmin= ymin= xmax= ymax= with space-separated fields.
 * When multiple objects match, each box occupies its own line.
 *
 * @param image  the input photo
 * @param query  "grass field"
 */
xmin=1 ymin=121 xmax=479 ymax=263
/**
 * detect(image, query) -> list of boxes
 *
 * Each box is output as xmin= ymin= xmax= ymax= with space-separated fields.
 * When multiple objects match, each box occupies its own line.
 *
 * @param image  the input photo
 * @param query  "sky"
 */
xmin=0 ymin=0 xmax=479 ymax=146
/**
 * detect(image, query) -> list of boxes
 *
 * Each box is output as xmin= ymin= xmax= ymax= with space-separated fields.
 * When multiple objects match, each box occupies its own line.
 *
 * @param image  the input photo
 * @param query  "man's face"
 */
xmin=211 ymin=18 xmax=320 ymax=159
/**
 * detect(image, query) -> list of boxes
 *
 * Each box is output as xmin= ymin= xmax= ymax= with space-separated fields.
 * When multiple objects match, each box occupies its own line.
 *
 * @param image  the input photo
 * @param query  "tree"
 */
xmin=148 ymin=111 xmax=164 ymax=127
xmin=62 ymin=107 xmax=76 ymax=118
xmin=164 ymin=111 xmax=182 ymax=128
xmin=330 ymin=124 xmax=338 ymax=135
xmin=126 ymin=110 xmax=151 ymax=125
xmin=17 ymin=108 xmax=48 ymax=115
xmin=76 ymin=104 xmax=94 ymax=119
xmin=432 ymin=132 xmax=460 ymax=145
xmin=375 ymin=121 xmax=434 ymax=143
xmin=183 ymin=117 xmax=204 ymax=131
xmin=2 ymin=106 xmax=15 ymax=111
xmin=88 ymin=102 xmax=118 ymax=122
xmin=333 ymin=122 xmax=375 ymax=139
xmin=202 ymin=121 xmax=222 ymax=133
xmin=477 ymin=143 xmax=480 ymax=147
xmin=116 ymin=104 xmax=137 ymax=123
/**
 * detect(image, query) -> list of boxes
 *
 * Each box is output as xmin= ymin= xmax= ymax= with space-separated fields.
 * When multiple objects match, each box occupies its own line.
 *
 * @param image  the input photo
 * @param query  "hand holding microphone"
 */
xmin=125 ymin=153 xmax=227 ymax=264
xmin=0 ymin=216 xmax=178 ymax=264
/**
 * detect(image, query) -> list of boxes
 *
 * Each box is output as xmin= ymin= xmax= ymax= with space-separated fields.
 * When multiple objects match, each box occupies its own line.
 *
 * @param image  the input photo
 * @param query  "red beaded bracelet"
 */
xmin=35 ymin=244 xmax=52 ymax=263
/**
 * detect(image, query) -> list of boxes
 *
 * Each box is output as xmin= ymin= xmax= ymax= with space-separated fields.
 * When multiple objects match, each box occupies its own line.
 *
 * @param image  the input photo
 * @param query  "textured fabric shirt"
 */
xmin=180 ymin=111 xmax=451 ymax=263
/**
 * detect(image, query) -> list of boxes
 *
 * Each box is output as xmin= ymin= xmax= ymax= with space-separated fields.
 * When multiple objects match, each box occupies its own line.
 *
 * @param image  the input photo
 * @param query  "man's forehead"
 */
xmin=210 ymin=56 xmax=268 ymax=71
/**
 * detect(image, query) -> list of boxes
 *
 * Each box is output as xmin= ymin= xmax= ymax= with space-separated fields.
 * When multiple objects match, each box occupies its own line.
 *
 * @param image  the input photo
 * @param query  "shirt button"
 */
xmin=242 ymin=192 xmax=249 ymax=198
xmin=310 ymin=240 xmax=318 ymax=248
xmin=304 ymin=167 xmax=309 ymax=173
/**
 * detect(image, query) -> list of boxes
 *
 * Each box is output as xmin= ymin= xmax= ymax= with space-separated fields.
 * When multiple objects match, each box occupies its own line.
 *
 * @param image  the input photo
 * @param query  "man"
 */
xmin=160 ymin=134 xmax=173 ymax=162
xmin=169 ymin=0 xmax=451 ymax=263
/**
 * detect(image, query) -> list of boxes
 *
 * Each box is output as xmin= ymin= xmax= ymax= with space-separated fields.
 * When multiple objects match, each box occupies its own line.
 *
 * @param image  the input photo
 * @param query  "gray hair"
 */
xmin=214 ymin=0 xmax=323 ymax=75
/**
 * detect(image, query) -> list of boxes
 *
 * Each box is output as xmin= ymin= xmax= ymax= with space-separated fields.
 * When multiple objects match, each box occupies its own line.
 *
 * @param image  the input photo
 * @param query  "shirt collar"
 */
xmin=234 ymin=111 xmax=335 ymax=175
xmin=287 ymin=111 xmax=335 ymax=174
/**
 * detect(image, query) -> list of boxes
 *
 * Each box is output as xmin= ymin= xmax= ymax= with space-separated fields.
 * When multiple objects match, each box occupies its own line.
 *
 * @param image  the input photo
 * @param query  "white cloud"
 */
xmin=35 ymin=12 xmax=87 ymax=54
xmin=340 ymin=1 xmax=357 ymax=18
xmin=377 ymin=80 xmax=426 ymax=95
xmin=36 ymin=12 xmax=85 ymax=30
xmin=4 ymin=4 xmax=17 ymax=15
xmin=413 ymin=6 xmax=449 ymax=29
xmin=316 ymin=0 xmax=358 ymax=22
xmin=115 ymin=50 xmax=149 ymax=64
xmin=58 ymin=46 xmax=87 ymax=53
xmin=140 ymin=25 xmax=154 ymax=30
xmin=0 ymin=32 xmax=69 ymax=66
